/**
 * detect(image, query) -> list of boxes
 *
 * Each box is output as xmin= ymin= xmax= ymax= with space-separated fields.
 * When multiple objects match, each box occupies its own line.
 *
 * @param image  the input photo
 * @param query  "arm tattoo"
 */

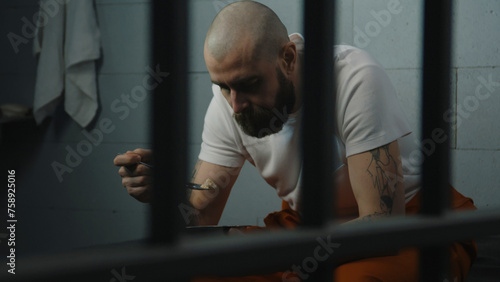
xmin=190 ymin=159 xmax=203 ymax=181
xmin=186 ymin=160 xmax=203 ymax=204
xmin=359 ymin=211 xmax=387 ymax=221
xmin=366 ymin=144 xmax=399 ymax=215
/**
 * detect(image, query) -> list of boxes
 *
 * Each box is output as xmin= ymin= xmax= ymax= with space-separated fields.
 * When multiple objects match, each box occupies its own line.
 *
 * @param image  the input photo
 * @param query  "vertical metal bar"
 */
xmin=150 ymin=0 xmax=188 ymax=244
xmin=421 ymin=0 xmax=452 ymax=216
xmin=301 ymin=0 xmax=336 ymax=280
xmin=302 ymin=0 xmax=336 ymax=227
xmin=420 ymin=0 xmax=453 ymax=280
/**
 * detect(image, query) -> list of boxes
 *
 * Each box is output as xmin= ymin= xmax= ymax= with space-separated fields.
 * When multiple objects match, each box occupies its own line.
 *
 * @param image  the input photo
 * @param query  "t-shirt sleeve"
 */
xmin=336 ymin=48 xmax=411 ymax=157
xmin=198 ymin=86 xmax=246 ymax=168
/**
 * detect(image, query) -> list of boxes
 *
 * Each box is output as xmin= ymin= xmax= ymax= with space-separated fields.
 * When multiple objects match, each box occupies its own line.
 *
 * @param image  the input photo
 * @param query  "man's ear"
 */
xmin=281 ymin=41 xmax=297 ymax=74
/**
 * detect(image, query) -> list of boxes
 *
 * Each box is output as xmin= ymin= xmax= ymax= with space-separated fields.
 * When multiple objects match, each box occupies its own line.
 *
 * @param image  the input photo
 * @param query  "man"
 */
xmin=114 ymin=1 xmax=476 ymax=281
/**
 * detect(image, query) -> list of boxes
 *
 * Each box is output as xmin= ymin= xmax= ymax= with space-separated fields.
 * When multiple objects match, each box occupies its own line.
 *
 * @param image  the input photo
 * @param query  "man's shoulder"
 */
xmin=290 ymin=33 xmax=379 ymax=67
xmin=333 ymin=45 xmax=381 ymax=69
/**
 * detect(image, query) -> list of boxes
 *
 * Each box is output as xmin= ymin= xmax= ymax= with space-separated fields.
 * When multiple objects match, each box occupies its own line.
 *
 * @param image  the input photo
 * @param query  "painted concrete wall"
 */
xmin=339 ymin=0 xmax=500 ymax=210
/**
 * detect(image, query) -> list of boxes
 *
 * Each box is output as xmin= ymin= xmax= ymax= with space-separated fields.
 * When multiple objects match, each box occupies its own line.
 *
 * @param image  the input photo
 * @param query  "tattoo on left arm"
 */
xmin=366 ymin=144 xmax=399 ymax=216
xmin=359 ymin=211 xmax=387 ymax=221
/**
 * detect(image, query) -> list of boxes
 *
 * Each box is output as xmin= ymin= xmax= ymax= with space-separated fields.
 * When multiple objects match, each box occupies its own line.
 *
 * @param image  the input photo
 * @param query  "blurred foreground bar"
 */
xmin=151 ymin=0 xmax=188 ymax=244
xmin=301 ymin=0 xmax=336 ymax=227
xmin=420 ymin=0 xmax=453 ymax=280
xmin=302 ymin=0 xmax=336 ymax=280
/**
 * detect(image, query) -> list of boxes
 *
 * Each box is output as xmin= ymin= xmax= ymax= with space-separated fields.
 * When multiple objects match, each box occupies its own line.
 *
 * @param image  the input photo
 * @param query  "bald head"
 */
xmin=205 ymin=1 xmax=289 ymax=62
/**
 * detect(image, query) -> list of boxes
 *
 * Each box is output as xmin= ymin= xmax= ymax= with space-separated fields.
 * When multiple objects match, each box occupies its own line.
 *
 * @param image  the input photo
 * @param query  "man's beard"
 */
xmin=233 ymin=67 xmax=296 ymax=138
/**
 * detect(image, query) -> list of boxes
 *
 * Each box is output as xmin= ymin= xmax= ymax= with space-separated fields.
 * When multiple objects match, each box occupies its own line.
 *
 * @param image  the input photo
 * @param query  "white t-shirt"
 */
xmin=199 ymin=34 xmax=421 ymax=211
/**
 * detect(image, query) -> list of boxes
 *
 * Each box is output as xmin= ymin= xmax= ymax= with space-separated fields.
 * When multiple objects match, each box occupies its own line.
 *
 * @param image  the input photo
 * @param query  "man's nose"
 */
xmin=230 ymin=91 xmax=249 ymax=114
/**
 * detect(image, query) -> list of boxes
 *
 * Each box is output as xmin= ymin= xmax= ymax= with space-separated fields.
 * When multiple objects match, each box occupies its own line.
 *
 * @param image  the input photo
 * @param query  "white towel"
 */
xmin=33 ymin=0 xmax=101 ymax=128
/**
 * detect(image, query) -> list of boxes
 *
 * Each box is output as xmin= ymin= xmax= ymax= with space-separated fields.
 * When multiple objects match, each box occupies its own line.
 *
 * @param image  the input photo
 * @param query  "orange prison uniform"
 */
xmin=191 ymin=185 xmax=477 ymax=282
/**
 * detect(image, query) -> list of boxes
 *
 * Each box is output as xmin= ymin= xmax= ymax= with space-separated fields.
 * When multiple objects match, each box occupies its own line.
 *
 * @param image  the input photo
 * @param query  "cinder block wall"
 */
xmin=1 ymin=0 xmax=153 ymax=256
xmin=342 ymin=0 xmax=500 ymax=210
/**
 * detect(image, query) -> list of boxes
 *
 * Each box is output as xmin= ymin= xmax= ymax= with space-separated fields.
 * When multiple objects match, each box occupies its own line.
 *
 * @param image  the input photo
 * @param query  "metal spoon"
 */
xmin=117 ymin=153 xmax=215 ymax=190
xmin=185 ymin=182 xmax=216 ymax=190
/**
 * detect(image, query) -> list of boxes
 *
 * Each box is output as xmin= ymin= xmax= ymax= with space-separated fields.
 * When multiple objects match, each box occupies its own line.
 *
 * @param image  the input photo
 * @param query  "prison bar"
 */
xmin=421 ymin=0 xmax=453 ymax=221
xmin=7 ymin=210 xmax=500 ymax=281
xmin=150 ymin=0 xmax=188 ymax=244
xmin=419 ymin=0 xmax=454 ymax=280
xmin=301 ymin=0 xmax=336 ymax=279
xmin=301 ymin=0 xmax=336 ymax=227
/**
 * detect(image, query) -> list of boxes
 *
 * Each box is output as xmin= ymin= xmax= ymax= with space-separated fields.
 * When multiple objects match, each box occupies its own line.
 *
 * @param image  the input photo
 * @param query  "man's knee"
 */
xmin=335 ymin=263 xmax=383 ymax=282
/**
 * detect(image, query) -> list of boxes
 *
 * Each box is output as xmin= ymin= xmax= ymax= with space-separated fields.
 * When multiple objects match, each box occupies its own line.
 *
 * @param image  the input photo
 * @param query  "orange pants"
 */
xmin=192 ymin=186 xmax=477 ymax=282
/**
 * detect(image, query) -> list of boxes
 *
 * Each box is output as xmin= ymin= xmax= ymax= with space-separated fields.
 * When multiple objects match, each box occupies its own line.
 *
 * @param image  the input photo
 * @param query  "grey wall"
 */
xmin=0 ymin=0 xmax=498 ymax=258
xmin=337 ymin=0 xmax=500 ymax=210
xmin=1 ymin=0 xmax=153 ymax=257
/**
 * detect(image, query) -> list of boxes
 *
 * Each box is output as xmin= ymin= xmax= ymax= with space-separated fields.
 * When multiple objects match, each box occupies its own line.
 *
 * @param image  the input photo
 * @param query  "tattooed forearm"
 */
xmin=185 ymin=159 xmax=205 ymax=210
xmin=359 ymin=211 xmax=390 ymax=222
xmin=366 ymin=144 xmax=399 ymax=215
xmin=190 ymin=159 xmax=203 ymax=181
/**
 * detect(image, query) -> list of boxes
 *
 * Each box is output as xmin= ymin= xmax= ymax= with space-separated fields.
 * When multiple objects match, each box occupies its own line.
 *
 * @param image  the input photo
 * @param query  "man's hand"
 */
xmin=114 ymin=149 xmax=153 ymax=203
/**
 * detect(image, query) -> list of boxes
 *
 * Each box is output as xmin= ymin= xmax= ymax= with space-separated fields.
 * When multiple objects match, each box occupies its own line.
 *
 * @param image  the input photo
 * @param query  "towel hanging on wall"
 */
xmin=33 ymin=0 xmax=101 ymax=128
